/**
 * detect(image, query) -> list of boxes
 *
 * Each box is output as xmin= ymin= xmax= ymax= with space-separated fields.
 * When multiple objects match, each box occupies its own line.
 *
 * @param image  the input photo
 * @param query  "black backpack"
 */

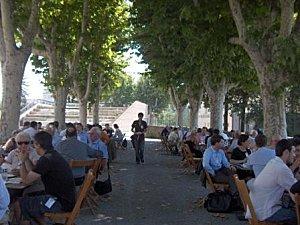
xmin=122 ymin=138 xmax=127 ymax=148
xmin=204 ymin=191 xmax=232 ymax=213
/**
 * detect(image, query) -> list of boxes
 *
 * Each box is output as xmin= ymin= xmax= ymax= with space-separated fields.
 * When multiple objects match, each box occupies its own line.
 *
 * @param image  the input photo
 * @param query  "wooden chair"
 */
xmin=295 ymin=193 xmax=300 ymax=225
xmin=45 ymin=169 xmax=95 ymax=225
xmin=233 ymin=175 xmax=280 ymax=225
xmin=205 ymin=171 xmax=229 ymax=192
xmin=69 ymin=159 xmax=101 ymax=215
xmin=181 ymin=144 xmax=202 ymax=171
xmin=161 ymin=138 xmax=172 ymax=154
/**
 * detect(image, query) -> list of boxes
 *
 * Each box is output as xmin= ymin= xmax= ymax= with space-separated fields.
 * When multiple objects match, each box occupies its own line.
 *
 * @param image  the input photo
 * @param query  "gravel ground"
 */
xmin=76 ymin=140 xmax=247 ymax=225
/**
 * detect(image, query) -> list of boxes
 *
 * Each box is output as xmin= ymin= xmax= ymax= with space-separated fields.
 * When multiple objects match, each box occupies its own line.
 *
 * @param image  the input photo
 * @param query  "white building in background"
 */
xmin=197 ymin=104 xmax=239 ymax=131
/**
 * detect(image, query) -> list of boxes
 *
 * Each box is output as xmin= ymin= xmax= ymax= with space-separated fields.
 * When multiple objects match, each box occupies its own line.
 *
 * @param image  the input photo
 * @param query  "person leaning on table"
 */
xmin=13 ymin=131 xmax=75 ymax=225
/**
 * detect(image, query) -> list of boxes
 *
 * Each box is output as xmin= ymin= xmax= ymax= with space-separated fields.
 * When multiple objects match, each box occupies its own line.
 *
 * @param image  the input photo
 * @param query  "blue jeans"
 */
xmin=134 ymin=139 xmax=145 ymax=163
xmin=266 ymin=208 xmax=297 ymax=224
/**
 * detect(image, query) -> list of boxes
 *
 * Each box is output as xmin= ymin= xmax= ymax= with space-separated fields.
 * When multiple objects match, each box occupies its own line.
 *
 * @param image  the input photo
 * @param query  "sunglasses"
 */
xmin=17 ymin=141 xmax=30 ymax=145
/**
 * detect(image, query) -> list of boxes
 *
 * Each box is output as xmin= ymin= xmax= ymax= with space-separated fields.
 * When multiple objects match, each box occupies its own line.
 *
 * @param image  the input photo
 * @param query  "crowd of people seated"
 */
xmin=0 ymin=120 xmax=124 ymax=224
xmin=161 ymin=125 xmax=300 ymax=224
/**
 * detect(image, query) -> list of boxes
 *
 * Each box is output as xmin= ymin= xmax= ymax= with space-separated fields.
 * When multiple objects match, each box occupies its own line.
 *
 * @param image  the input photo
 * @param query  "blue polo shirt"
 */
xmin=89 ymin=139 xmax=108 ymax=159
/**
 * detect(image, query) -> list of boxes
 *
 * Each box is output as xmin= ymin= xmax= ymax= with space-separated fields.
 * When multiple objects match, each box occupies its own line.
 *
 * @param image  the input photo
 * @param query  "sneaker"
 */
xmin=141 ymin=159 xmax=145 ymax=164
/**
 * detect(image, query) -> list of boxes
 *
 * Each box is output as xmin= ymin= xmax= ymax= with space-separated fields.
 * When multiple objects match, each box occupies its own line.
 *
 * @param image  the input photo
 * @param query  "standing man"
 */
xmin=131 ymin=112 xmax=147 ymax=164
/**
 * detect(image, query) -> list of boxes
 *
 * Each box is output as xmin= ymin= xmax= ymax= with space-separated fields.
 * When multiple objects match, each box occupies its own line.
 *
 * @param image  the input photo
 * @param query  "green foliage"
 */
xmin=103 ymin=74 xmax=136 ymax=107
xmin=134 ymin=75 xmax=169 ymax=114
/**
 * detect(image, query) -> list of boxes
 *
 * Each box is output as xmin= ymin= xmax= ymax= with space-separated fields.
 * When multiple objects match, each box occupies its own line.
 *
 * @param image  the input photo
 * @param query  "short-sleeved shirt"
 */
xmin=131 ymin=120 xmax=148 ymax=140
xmin=77 ymin=131 xmax=89 ymax=144
xmin=246 ymin=157 xmax=297 ymax=221
xmin=33 ymin=150 xmax=75 ymax=212
xmin=89 ymin=140 xmax=108 ymax=159
xmin=245 ymin=147 xmax=275 ymax=177
xmin=231 ymin=147 xmax=251 ymax=161
xmin=55 ymin=136 xmax=91 ymax=178
xmin=5 ymin=148 xmax=40 ymax=169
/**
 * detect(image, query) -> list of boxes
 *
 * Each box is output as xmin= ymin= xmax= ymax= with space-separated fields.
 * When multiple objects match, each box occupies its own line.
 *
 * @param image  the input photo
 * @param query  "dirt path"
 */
xmin=77 ymin=140 xmax=246 ymax=225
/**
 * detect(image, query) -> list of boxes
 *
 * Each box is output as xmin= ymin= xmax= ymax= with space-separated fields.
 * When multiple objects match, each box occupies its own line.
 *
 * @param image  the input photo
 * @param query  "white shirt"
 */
xmin=0 ymin=176 xmax=9 ymax=220
xmin=246 ymin=157 xmax=297 ymax=221
xmin=5 ymin=147 xmax=40 ymax=170
xmin=23 ymin=127 xmax=37 ymax=140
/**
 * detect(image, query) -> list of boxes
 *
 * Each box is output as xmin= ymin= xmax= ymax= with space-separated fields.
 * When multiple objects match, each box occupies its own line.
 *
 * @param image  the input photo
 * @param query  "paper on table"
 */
xmin=5 ymin=177 xmax=22 ymax=184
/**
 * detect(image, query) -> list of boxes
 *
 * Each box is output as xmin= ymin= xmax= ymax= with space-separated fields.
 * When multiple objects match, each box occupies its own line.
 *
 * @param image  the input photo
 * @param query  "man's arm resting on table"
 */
xmin=20 ymin=163 xmax=40 ymax=185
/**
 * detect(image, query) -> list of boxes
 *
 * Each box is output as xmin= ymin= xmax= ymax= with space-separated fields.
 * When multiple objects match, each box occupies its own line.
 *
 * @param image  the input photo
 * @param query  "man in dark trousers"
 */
xmin=131 ymin=112 xmax=147 ymax=164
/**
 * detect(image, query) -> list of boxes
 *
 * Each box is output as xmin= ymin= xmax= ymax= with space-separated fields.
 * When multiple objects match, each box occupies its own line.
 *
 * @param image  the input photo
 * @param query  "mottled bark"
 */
xmin=228 ymin=0 xmax=294 ymax=139
xmin=205 ymin=79 xmax=229 ymax=131
xmin=53 ymin=86 xmax=67 ymax=130
xmin=92 ymin=101 xmax=99 ymax=125
xmin=176 ymin=105 xmax=184 ymax=127
xmin=223 ymin=99 xmax=229 ymax=131
xmin=79 ymin=99 xmax=88 ymax=126
xmin=187 ymin=88 xmax=203 ymax=130
xmin=208 ymin=93 xmax=226 ymax=131
xmin=0 ymin=0 xmax=40 ymax=140
xmin=168 ymin=85 xmax=187 ymax=127
xmin=0 ymin=57 xmax=24 ymax=139
xmin=261 ymin=82 xmax=287 ymax=138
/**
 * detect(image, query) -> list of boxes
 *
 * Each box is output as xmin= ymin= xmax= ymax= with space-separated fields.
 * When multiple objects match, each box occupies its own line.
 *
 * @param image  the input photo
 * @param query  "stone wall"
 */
xmin=145 ymin=125 xmax=164 ymax=139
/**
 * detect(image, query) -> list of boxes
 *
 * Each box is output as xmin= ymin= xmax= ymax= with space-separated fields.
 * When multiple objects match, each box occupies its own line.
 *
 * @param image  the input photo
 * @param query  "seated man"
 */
xmin=76 ymin=123 xmax=89 ymax=144
xmin=246 ymin=139 xmax=297 ymax=224
xmin=56 ymin=124 xmax=95 ymax=186
xmin=0 ymin=132 xmax=40 ymax=171
xmin=89 ymin=127 xmax=108 ymax=170
xmin=14 ymin=131 xmax=76 ymax=225
xmin=245 ymin=134 xmax=275 ymax=177
xmin=203 ymin=135 xmax=237 ymax=195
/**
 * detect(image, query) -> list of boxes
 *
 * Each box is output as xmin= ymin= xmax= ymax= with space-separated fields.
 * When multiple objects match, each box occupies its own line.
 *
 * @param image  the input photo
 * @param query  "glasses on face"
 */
xmin=17 ymin=141 xmax=30 ymax=146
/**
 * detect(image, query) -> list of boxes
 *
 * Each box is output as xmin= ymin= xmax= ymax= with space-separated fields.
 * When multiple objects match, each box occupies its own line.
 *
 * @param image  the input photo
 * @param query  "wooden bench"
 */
xmin=44 ymin=169 xmax=95 ymax=225
xmin=233 ymin=175 xmax=280 ymax=225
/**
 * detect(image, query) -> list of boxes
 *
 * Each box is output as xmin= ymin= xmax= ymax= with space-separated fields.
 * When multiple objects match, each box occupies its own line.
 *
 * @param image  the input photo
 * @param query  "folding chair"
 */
xmin=44 ymin=169 xmax=95 ymax=225
xmin=181 ymin=144 xmax=202 ymax=171
xmin=233 ymin=175 xmax=280 ymax=225
xmin=205 ymin=171 xmax=229 ymax=192
xmin=69 ymin=159 xmax=100 ymax=215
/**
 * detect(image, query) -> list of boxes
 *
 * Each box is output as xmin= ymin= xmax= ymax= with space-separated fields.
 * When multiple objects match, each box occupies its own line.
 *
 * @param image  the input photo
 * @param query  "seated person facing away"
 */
xmin=230 ymin=134 xmax=251 ymax=165
xmin=14 ymin=131 xmax=76 ymax=225
xmin=55 ymin=124 xmax=95 ymax=186
xmin=168 ymin=128 xmax=180 ymax=154
xmin=245 ymin=134 xmax=275 ymax=177
xmin=76 ymin=123 xmax=89 ymax=144
xmin=268 ymin=134 xmax=282 ymax=150
xmin=246 ymin=139 xmax=297 ymax=224
xmin=0 ymin=132 xmax=40 ymax=171
xmin=185 ymin=131 xmax=203 ymax=158
xmin=290 ymin=137 xmax=300 ymax=180
xmin=203 ymin=135 xmax=237 ymax=195
xmin=0 ymin=175 xmax=10 ymax=223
